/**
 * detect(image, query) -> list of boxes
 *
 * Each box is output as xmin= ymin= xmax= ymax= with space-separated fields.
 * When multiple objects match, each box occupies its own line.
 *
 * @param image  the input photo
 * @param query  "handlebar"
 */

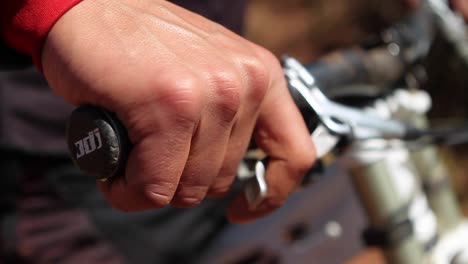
xmin=305 ymin=47 xmax=404 ymax=99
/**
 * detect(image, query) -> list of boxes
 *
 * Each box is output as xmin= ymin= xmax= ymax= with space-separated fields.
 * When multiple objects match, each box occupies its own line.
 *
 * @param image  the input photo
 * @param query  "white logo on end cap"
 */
xmin=75 ymin=128 xmax=103 ymax=159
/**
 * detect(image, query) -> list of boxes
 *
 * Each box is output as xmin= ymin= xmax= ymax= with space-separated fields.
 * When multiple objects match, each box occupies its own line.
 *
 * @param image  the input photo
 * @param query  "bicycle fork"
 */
xmin=344 ymin=139 xmax=433 ymax=263
xmin=344 ymin=89 xmax=468 ymax=264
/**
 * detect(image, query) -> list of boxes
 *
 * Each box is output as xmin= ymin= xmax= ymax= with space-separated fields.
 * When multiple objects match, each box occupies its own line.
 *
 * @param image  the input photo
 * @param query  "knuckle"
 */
xmin=209 ymin=71 xmax=241 ymax=122
xmin=256 ymin=46 xmax=284 ymax=77
xmin=240 ymin=56 xmax=270 ymax=103
xmin=143 ymin=182 xmax=177 ymax=208
xmin=154 ymin=74 xmax=203 ymax=124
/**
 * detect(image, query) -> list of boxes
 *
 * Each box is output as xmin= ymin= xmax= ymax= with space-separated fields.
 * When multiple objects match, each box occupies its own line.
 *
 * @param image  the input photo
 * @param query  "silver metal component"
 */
xmin=311 ymin=125 xmax=340 ymax=158
xmin=429 ymin=222 xmax=468 ymax=263
xmin=243 ymin=57 xmax=418 ymax=210
xmin=427 ymin=0 xmax=466 ymax=36
xmin=426 ymin=0 xmax=468 ymax=67
xmin=244 ymin=160 xmax=268 ymax=210
xmin=237 ymin=161 xmax=255 ymax=180
xmin=243 ymin=125 xmax=339 ymax=208
xmin=244 ymin=123 xmax=341 ymax=208
xmin=283 ymin=57 xmax=410 ymax=140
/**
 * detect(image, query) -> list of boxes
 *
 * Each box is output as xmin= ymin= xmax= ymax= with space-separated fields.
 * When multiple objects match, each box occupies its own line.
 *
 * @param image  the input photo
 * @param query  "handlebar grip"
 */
xmin=66 ymin=105 xmax=131 ymax=180
xmin=66 ymin=105 xmax=269 ymax=208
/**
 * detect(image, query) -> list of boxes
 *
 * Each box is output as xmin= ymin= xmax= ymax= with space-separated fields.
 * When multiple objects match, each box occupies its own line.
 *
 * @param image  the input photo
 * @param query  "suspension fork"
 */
xmin=344 ymin=139 xmax=437 ymax=263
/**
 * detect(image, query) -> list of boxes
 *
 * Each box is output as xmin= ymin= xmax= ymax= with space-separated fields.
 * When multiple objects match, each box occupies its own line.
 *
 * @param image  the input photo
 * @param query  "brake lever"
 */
xmin=283 ymin=56 xmax=414 ymax=140
xmin=243 ymin=123 xmax=340 ymax=209
xmin=245 ymin=57 xmax=422 ymax=209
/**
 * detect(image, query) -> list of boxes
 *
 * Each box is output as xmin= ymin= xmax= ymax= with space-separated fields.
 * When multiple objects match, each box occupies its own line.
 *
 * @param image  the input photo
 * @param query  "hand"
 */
xmin=41 ymin=0 xmax=315 ymax=223
xmin=451 ymin=0 xmax=468 ymax=20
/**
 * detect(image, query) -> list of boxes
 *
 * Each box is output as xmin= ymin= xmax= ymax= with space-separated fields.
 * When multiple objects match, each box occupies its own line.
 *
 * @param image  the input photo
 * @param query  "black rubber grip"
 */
xmin=66 ymin=105 xmax=131 ymax=180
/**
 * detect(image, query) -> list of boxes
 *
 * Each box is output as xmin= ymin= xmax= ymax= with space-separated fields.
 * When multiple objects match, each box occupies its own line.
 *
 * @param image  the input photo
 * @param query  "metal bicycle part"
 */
xmin=244 ymin=160 xmax=268 ymax=210
xmin=283 ymin=56 xmax=414 ymax=140
xmin=244 ymin=57 xmax=422 ymax=209
xmin=244 ymin=124 xmax=341 ymax=210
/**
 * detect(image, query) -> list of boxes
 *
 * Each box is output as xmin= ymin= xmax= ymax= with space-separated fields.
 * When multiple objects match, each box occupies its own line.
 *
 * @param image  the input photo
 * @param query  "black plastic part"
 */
xmin=66 ymin=105 xmax=131 ymax=180
xmin=362 ymin=218 xmax=413 ymax=248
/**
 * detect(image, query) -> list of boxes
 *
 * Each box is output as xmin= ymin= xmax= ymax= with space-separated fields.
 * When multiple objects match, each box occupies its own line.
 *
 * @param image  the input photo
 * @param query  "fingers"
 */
xmin=97 ymin=59 xmax=254 ymax=210
xmin=98 ymin=73 xmax=202 ymax=211
xmin=226 ymin=52 xmax=316 ymax=223
xmin=206 ymin=117 xmax=255 ymax=197
xmin=171 ymin=70 xmax=242 ymax=207
xmin=208 ymin=57 xmax=270 ymax=197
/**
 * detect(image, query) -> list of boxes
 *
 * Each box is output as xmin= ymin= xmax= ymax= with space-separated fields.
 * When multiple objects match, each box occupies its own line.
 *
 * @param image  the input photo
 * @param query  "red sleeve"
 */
xmin=1 ymin=0 xmax=83 ymax=69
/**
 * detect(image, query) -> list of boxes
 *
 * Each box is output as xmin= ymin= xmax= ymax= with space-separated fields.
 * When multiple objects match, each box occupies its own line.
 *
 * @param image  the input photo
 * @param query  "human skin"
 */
xmin=41 ymin=0 xmax=316 ymax=223
xmin=452 ymin=0 xmax=468 ymax=19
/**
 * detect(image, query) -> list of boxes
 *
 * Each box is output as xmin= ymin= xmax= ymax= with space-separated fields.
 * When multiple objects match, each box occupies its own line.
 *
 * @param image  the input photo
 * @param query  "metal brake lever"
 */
xmin=243 ymin=124 xmax=340 ymax=210
xmin=245 ymin=57 xmax=420 ymax=209
xmin=283 ymin=56 xmax=413 ymax=140
xmin=427 ymin=0 xmax=466 ymax=36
